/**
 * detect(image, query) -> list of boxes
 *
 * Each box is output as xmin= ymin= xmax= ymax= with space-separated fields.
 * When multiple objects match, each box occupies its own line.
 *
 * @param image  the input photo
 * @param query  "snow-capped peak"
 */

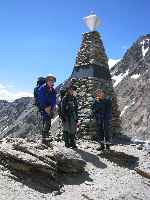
xmin=108 ymin=58 xmax=120 ymax=69
xmin=112 ymin=69 xmax=129 ymax=87
xmin=140 ymin=39 xmax=150 ymax=57
xmin=131 ymin=74 xmax=140 ymax=79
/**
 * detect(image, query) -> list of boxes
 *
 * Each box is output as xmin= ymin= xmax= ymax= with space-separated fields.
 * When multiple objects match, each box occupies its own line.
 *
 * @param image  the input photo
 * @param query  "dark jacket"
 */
xmin=38 ymin=84 xmax=56 ymax=119
xmin=61 ymin=95 xmax=78 ymax=122
xmin=91 ymin=98 xmax=112 ymax=122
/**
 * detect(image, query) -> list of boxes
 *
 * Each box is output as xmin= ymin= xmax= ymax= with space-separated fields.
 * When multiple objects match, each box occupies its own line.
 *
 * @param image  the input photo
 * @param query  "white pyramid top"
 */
xmin=84 ymin=13 xmax=100 ymax=31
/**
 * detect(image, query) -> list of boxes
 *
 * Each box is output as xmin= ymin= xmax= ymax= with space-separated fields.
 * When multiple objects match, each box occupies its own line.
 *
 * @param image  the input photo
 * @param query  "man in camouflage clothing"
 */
xmin=61 ymin=85 xmax=78 ymax=148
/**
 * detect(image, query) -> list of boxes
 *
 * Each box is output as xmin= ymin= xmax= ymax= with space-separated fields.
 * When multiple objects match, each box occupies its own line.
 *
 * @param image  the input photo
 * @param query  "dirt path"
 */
xmin=0 ymin=141 xmax=149 ymax=200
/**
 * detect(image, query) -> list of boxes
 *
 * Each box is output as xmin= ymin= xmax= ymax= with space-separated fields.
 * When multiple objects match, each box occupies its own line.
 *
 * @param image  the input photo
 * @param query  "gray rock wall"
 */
xmin=72 ymin=78 xmax=121 ymax=138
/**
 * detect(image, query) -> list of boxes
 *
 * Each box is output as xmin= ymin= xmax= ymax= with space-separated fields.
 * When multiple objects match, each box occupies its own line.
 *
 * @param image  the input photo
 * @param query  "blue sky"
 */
xmin=0 ymin=0 xmax=150 ymax=100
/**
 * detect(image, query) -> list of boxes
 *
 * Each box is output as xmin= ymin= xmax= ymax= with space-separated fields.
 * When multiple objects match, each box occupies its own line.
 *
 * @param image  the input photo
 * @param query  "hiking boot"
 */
xmin=71 ymin=144 xmax=77 ymax=149
xmin=65 ymin=143 xmax=71 ymax=148
xmin=42 ymin=139 xmax=47 ymax=145
xmin=47 ymin=142 xmax=53 ymax=149
xmin=41 ymin=141 xmax=49 ymax=149
xmin=105 ymin=144 xmax=110 ymax=150
xmin=42 ymin=139 xmax=53 ymax=148
xmin=97 ymin=144 xmax=105 ymax=151
xmin=70 ymin=138 xmax=77 ymax=149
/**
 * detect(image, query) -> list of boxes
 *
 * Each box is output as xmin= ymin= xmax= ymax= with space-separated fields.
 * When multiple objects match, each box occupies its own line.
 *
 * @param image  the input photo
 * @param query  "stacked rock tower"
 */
xmin=71 ymin=14 xmax=121 ymax=138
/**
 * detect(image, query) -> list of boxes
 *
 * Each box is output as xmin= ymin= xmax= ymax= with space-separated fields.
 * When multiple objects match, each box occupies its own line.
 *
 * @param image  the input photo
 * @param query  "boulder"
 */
xmin=0 ymin=138 xmax=86 ymax=176
xmin=53 ymin=145 xmax=86 ymax=174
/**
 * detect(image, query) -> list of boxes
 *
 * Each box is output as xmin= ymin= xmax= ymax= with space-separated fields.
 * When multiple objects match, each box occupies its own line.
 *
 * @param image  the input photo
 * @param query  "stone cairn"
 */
xmin=71 ymin=30 xmax=121 ymax=138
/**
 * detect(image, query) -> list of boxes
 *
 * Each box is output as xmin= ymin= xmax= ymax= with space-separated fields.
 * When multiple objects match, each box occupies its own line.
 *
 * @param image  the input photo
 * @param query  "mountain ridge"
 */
xmin=111 ymin=34 xmax=150 ymax=140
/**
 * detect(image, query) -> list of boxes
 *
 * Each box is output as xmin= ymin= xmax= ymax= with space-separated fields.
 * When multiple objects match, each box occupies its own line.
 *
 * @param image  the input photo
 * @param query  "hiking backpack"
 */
xmin=34 ymin=77 xmax=46 ymax=109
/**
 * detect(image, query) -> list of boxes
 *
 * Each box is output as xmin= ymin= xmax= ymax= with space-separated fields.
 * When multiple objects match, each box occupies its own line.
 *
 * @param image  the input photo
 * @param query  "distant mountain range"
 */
xmin=0 ymin=97 xmax=37 ymax=139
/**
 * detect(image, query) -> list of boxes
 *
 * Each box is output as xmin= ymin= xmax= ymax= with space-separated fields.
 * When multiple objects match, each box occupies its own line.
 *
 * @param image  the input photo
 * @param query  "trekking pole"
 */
xmin=59 ymin=117 xmax=63 ymax=138
xmin=37 ymin=110 xmax=43 ymax=135
xmin=33 ymin=108 xmax=40 ymax=135
xmin=39 ymin=112 xmax=44 ymax=136
xmin=36 ymin=110 xmax=44 ymax=141
xmin=103 ymin=118 xmax=106 ymax=145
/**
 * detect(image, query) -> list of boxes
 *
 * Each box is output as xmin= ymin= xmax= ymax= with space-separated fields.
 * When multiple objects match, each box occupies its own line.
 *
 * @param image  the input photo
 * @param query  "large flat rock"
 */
xmin=0 ymin=138 xmax=86 ymax=176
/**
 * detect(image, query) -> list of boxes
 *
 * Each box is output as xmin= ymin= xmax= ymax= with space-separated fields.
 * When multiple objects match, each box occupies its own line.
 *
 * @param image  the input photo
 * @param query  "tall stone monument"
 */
xmin=71 ymin=13 xmax=121 ymax=138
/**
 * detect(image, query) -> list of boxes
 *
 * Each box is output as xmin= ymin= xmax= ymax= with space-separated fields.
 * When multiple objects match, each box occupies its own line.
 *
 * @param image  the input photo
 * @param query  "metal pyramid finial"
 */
xmin=83 ymin=12 xmax=101 ymax=31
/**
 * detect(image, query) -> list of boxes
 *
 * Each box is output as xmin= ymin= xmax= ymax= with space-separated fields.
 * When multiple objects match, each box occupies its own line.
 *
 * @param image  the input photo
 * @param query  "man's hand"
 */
xmin=76 ymin=122 xmax=80 ymax=128
xmin=51 ymin=105 xmax=57 ymax=113
xmin=44 ymin=106 xmax=51 ymax=114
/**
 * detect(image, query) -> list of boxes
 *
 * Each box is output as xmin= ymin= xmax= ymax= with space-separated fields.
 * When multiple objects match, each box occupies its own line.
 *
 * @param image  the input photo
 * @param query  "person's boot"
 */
xmin=70 ymin=140 xmax=77 ymax=149
xmin=105 ymin=143 xmax=110 ymax=150
xmin=63 ymin=131 xmax=70 ymax=148
xmin=42 ymin=137 xmax=46 ymax=144
xmin=70 ymin=135 xmax=77 ymax=149
xmin=46 ymin=140 xmax=54 ymax=149
xmin=71 ymin=143 xmax=77 ymax=149
xmin=65 ymin=143 xmax=70 ymax=148
xmin=42 ymin=138 xmax=49 ymax=148
xmin=97 ymin=143 xmax=105 ymax=151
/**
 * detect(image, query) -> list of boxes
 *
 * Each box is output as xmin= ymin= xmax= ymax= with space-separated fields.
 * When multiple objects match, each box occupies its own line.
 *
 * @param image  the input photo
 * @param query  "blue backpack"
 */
xmin=34 ymin=77 xmax=46 ymax=109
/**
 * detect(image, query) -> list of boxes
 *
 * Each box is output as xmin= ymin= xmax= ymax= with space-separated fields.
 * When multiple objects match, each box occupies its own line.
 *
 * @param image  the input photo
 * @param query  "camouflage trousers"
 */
xmin=42 ymin=117 xmax=51 ymax=145
xmin=62 ymin=116 xmax=77 ymax=147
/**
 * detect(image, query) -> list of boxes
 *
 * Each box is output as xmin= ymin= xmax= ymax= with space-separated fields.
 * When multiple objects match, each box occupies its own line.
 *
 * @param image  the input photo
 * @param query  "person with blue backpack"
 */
xmin=38 ymin=74 xmax=57 ymax=146
xmin=34 ymin=77 xmax=46 ymax=109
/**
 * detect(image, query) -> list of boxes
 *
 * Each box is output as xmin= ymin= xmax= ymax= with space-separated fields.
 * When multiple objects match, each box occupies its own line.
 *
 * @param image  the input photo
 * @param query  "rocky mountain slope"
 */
xmin=111 ymin=34 xmax=150 ymax=140
xmin=0 ymin=138 xmax=149 ymax=200
xmin=0 ymin=97 xmax=39 ymax=139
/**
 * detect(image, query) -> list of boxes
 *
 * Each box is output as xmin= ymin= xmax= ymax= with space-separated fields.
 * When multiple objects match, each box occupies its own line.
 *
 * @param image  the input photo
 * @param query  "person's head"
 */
xmin=60 ymin=88 xmax=66 ymax=99
xmin=66 ymin=85 xmax=77 ymax=96
xmin=95 ymin=89 xmax=105 ymax=100
xmin=46 ymin=74 xmax=56 ymax=88
xmin=70 ymin=77 xmax=77 ymax=84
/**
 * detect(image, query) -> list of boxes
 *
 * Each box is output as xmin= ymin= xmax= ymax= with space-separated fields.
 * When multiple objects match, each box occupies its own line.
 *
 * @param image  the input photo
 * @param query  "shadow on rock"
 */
xmin=111 ymin=134 xmax=132 ymax=145
xmin=75 ymin=148 xmax=107 ymax=169
xmin=99 ymin=150 xmax=139 ymax=169
xmin=59 ymin=171 xmax=93 ymax=186
xmin=7 ymin=168 xmax=61 ymax=194
xmin=81 ymin=194 xmax=96 ymax=200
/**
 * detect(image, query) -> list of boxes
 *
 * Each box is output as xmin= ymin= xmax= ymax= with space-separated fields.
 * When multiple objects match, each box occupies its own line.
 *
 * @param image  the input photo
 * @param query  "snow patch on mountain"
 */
xmin=120 ymin=100 xmax=135 ymax=117
xmin=131 ymin=74 xmax=140 ymax=79
xmin=108 ymin=58 xmax=120 ymax=69
xmin=112 ymin=69 xmax=129 ymax=87
xmin=140 ymin=39 xmax=150 ymax=57
xmin=120 ymin=105 xmax=129 ymax=117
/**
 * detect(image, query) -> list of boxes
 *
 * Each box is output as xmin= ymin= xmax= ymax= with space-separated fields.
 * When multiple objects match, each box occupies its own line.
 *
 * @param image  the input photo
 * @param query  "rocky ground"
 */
xmin=0 ymin=138 xmax=149 ymax=200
